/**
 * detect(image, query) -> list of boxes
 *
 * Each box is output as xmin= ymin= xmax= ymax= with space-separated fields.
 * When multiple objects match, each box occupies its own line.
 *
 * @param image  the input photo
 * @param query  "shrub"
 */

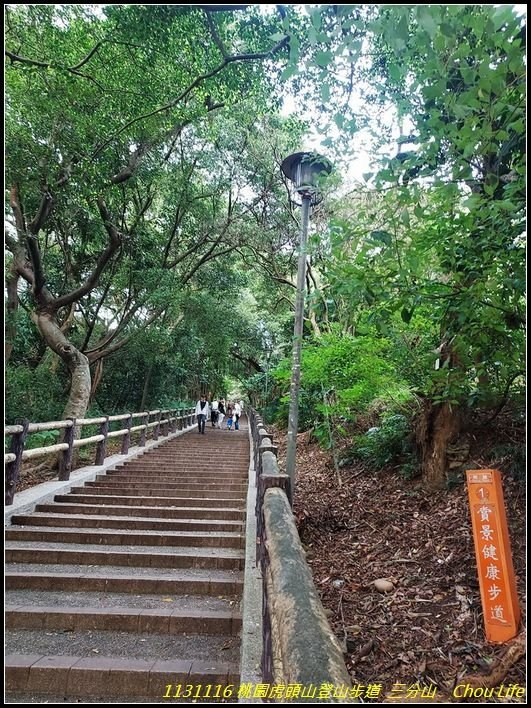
xmin=352 ymin=414 xmax=417 ymax=472
xmin=271 ymin=332 xmax=413 ymax=437
xmin=6 ymin=364 xmax=65 ymax=423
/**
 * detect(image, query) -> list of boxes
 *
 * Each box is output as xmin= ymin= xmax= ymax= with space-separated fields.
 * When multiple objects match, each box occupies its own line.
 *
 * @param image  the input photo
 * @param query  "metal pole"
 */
xmin=264 ymin=362 xmax=269 ymax=423
xmin=285 ymin=193 xmax=311 ymax=505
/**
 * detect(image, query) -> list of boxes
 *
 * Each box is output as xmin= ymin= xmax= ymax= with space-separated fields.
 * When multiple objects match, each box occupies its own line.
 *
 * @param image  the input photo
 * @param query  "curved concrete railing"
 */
xmin=249 ymin=408 xmax=353 ymax=701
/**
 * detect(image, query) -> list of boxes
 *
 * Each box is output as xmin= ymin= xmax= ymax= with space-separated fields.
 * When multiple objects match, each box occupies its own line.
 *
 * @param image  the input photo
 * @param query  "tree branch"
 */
xmin=6 ymin=37 xmax=106 ymax=73
xmin=85 ymin=300 xmax=142 ymax=355
xmin=80 ymin=277 xmax=114 ymax=351
xmin=68 ymin=40 xmax=105 ymax=71
xmin=90 ymin=35 xmax=289 ymax=160
xmin=5 ymin=49 xmax=48 ymax=68
xmin=87 ymin=306 xmax=166 ymax=363
xmin=231 ymin=349 xmax=264 ymax=372
xmin=28 ymin=187 xmax=54 ymax=234
xmin=5 ymin=232 xmax=35 ymax=285
xmin=9 ymin=185 xmax=51 ymax=301
xmin=205 ymin=13 xmax=228 ymax=59
xmin=52 ymin=197 xmax=121 ymax=311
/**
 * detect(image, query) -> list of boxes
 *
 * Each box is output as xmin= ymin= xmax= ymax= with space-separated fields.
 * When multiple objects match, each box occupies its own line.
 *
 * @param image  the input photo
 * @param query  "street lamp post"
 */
xmin=280 ymin=151 xmax=332 ymax=504
xmin=263 ymin=345 xmax=273 ymax=421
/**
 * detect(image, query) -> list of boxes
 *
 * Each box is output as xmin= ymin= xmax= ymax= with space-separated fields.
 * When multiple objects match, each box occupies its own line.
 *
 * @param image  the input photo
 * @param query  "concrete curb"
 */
xmin=238 ymin=426 xmax=263 ymax=703
xmin=4 ymin=425 xmax=195 ymax=526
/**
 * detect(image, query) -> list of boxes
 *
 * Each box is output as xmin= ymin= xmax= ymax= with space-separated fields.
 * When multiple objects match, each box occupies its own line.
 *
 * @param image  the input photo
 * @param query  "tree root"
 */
xmin=382 ymin=632 xmax=526 ymax=703
xmin=457 ymin=632 xmax=526 ymax=689
xmin=22 ymin=461 xmax=51 ymax=476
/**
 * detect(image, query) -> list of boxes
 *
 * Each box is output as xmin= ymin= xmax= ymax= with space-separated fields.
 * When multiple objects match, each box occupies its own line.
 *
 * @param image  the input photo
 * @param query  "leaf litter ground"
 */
xmin=274 ymin=427 xmax=526 ymax=703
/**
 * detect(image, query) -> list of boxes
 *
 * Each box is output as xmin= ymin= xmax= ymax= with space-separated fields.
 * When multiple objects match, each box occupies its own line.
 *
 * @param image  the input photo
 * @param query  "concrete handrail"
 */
xmin=263 ymin=488 xmax=353 ymax=692
xmin=249 ymin=407 xmax=353 ymax=700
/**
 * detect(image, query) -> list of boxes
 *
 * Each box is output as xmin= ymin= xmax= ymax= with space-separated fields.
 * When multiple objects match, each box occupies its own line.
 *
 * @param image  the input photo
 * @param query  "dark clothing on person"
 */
xmin=196 ymin=399 xmax=208 ymax=434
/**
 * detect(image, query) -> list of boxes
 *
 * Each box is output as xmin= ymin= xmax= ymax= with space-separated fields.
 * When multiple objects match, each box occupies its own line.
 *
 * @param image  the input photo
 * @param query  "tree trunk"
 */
xmin=5 ymin=265 xmax=19 ymax=364
xmin=32 ymin=311 xmax=91 ymax=421
xmin=416 ymin=400 xmax=462 ymax=490
xmin=89 ymin=359 xmax=104 ymax=405
xmin=62 ymin=350 xmax=91 ymax=420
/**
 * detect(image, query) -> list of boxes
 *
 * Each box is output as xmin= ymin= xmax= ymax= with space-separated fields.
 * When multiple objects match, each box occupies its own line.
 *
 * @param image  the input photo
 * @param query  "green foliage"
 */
xmin=25 ymin=429 xmax=60 ymax=451
xmin=6 ymin=3 xmax=525 ymax=484
xmin=271 ymin=331 xmax=413 ymax=435
xmin=6 ymin=365 xmax=65 ymax=424
xmin=351 ymin=414 xmax=417 ymax=474
xmin=5 ymin=4 xmax=300 ymax=419
xmin=274 ymin=4 xmax=525 ymax=425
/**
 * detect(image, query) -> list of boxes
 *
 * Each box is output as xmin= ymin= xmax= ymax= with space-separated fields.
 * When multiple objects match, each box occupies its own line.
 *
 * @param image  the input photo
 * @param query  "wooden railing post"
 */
xmin=153 ymin=410 xmax=162 ymax=440
xmin=121 ymin=414 xmax=133 ymax=454
xmin=139 ymin=412 xmax=149 ymax=447
xmin=95 ymin=416 xmax=109 ymax=465
xmin=58 ymin=419 xmax=76 ymax=481
xmin=170 ymin=409 xmax=177 ymax=433
xmin=5 ymin=419 xmax=29 ymax=505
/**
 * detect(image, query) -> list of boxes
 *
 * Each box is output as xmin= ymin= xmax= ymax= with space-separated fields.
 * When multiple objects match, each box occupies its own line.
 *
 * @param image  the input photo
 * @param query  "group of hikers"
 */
xmin=194 ymin=396 xmax=244 ymax=435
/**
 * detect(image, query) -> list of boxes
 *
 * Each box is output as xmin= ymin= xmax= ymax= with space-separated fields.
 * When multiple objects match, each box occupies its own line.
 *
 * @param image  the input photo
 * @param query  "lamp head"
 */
xmin=281 ymin=151 xmax=332 ymax=202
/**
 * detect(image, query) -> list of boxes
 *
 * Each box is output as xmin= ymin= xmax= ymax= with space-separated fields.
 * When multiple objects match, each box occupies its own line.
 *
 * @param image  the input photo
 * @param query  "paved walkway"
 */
xmin=5 ymin=422 xmax=250 ymax=702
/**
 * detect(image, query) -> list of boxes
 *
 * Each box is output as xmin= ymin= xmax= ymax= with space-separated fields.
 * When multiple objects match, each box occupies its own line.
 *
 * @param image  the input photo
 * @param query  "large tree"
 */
xmin=273 ymin=4 xmax=526 ymax=487
xmin=5 ymin=4 xmax=290 ymax=420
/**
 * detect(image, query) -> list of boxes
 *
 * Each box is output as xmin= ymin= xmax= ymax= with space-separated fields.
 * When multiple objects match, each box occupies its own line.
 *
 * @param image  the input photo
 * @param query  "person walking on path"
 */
xmin=211 ymin=398 xmax=219 ymax=428
xmin=226 ymin=402 xmax=233 ymax=430
xmin=195 ymin=395 xmax=209 ymax=435
xmin=217 ymin=398 xmax=226 ymax=429
xmin=234 ymin=401 xmax=241 ymax=430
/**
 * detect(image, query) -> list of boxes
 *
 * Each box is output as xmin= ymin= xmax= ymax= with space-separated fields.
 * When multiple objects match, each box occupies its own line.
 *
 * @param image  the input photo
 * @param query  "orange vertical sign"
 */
xmin=466 ymin=469 xmax=520 ymax=643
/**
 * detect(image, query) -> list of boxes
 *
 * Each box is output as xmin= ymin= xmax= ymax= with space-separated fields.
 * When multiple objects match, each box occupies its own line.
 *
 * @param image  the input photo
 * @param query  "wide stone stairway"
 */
xmin=5 ymin=423 xmax=249 ymax=702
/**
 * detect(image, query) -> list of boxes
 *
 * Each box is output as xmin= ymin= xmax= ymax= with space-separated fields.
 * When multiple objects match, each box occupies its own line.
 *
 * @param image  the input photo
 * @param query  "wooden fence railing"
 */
xmin=249 ymin=408 xmax=353 ymax=699
xmin=4 ymin=406 xmax=195 ymax=505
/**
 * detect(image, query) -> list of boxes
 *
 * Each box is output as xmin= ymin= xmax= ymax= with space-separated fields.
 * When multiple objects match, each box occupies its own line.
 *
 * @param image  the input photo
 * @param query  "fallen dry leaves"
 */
xmin=274 ymin=426 xmax=526 ymax=703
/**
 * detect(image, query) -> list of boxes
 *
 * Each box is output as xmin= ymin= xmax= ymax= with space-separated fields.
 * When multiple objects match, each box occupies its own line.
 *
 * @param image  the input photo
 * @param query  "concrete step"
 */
xmin=54 ymin=494 xmax=245 ymax=508
xmin=120 ymin=454 xmax=249 ymax=459
xmin=6 ymin=566 xmax=243 ymax=595
xmin=5 ymin=626 xmax=240 ymax=662
xmin=102 ymin=471 xmax=247 ymax=481
xmin=5 ymin=543 xmax=245 ymax=571
xmin=69 ymin=487 xmax=246 ymax=500
xmin=5 ymin=652 xmax=239 ymax=698
xmin=5 ymin=588 xmax=239 ymax=613
xmin=6 ymin=526 xmax=244 ymax=549
xmin=117 ymin=464 xmax=248 ymax=474
xmin=86 ymin=480 xmax=248 ymax=491
xmin=37 ymin=502 xmax=245 ymax=520
xmin=5 ymin=426 xmax=250 ymax=703
xmin=6 ymin=605 xmax=241 ymax=635
xmin=11 ymin=512 xmax=244 ymax=531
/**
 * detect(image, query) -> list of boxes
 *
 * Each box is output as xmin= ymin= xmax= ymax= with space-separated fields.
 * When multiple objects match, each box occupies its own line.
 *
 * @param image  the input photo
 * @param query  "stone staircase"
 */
xmin=5 ymin=424 xmax=250 ymax=702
